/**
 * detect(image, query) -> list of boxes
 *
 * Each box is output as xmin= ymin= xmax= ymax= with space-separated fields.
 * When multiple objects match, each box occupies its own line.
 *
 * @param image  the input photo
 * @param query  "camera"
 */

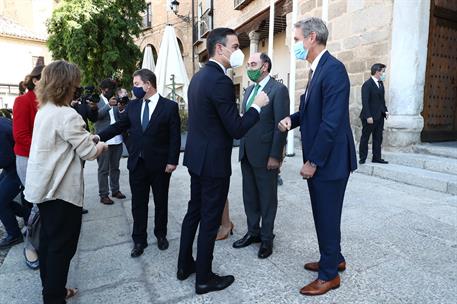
xmin=116 ymin=95 xmax=130 ymax=105
xmin=74 ymin=86 xmax=100 ymax=104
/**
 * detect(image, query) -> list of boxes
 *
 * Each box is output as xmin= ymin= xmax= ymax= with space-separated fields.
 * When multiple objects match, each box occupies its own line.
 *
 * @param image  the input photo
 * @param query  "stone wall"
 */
xmin=296 ymin=0 xmax=394 ymax=143
xmin=138 ymin=0 xmax=194 ymax=79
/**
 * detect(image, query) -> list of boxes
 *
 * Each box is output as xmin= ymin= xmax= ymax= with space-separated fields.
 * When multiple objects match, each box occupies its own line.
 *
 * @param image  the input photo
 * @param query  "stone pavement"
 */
xmin=0 ymin=147 xmax=456 ymax=304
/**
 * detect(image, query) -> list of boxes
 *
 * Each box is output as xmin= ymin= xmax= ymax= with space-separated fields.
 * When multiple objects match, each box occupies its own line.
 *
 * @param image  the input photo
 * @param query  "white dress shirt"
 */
xmin=305 ymin=49 xmax=328 ymax=100
xmin=246 ymin=75 xmax=270 ymax=112
xmin=100 ymin=94 xmax=123 ymax=145
xmin=141 ymin=92 xmax=160 ymax=126
xmin=371 ymin=76 xmax=380 ymax=88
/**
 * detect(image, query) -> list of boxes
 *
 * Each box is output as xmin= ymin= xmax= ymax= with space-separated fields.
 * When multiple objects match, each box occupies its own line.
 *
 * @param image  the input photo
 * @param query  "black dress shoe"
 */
xmin=157 ymin=237 xmax=169 ymax=250
xmin=232 ymin=233 xmax=261 ymax=249
xmin=258 ymin=242 xmax=273 ymax=259
xmin=196 ymin=274 xmax=235 ymax=295
xmin=177 ymin=264 xmax=196 ymax=281
xmin=359 ymin=159 xmax=366 ymax=164
xmin=82 ymin=208 xmax=89 ymax=214
xmin=130 ymin=243 xmax=147 ymax=258
xmin=372 ymin=158 xmax=388 ymax=164
xmin=0 ymin=235 xmax=23 ymax=249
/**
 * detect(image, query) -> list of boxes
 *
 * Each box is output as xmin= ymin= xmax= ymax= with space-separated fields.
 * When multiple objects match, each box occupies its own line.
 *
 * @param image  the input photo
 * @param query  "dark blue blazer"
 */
xmin=290 ymin=51 xmax=357 ymax=180
xmin=98 ymin=96 xmax=181 ymax=173
xmin=183 ymin=61 xmax=260 ymax=178
xmin=0 ymin=117 xmax=15 ymax=170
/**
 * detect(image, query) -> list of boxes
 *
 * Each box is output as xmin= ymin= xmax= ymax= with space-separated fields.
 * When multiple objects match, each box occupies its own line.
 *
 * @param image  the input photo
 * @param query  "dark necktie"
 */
xmin=305 ymin=69 xmax=314 ymax=100
xmin=142 ymin=99 xmax=150 ymax=131
xmin=378 ymin=80 xmax=384 ymax=89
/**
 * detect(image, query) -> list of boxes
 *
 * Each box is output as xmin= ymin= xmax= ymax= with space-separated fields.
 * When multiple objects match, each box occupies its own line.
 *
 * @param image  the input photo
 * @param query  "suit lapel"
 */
xmin=262 ymin=78 xmax=274 ymax=96
xmin=304 ymin=51 xmax=330 ymax=109
xmin=144 ymin=96 xmax=165 ymax=132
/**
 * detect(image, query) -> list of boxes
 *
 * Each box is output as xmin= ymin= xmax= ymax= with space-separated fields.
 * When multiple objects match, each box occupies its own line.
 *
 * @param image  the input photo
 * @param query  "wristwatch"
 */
xmin=309 ymin=161 xmax=317 ymax=168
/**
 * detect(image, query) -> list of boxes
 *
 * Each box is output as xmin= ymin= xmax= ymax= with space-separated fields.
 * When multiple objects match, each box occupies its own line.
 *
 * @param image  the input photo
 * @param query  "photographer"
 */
xmin=95 ymin=79 xmax=126 ymax=205
xmin=71 ymin=87 xmax=99 ymax=131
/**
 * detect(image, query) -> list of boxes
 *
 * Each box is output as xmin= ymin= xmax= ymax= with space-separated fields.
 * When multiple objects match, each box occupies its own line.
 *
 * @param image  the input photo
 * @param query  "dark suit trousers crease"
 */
xmin=129 ymin=159 xmax=171 ymax=245
xmin=241 ymin=157 xmax=278 ymax=241
xmin=359 ymin=117 xmax=384 ymax=160
xmin=97 ymin=143 xmax=123 ymax=197
xmin=359 ymin=118 xmax=384 ymax=161
xmin=38 ymin=199 xmax=82 ymax=304
xmin=307 ymin=178 xmax=348 ymax=281
xmin=178 ymin=171 xmax=230 ymax=284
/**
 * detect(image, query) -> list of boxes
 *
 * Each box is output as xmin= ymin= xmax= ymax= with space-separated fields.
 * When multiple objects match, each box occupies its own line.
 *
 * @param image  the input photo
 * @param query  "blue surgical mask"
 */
xmin=294 ymin=41 xmax=308 ymax=61
xmin=132 ymin=86 xmax=146 ymax=99
xmin=380 ymin=73 xmax=386 ymax=81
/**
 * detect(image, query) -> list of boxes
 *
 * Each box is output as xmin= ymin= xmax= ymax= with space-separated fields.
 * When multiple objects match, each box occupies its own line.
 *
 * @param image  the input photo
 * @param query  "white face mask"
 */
xmin=223 ymin=46 xmax=244 ymax=68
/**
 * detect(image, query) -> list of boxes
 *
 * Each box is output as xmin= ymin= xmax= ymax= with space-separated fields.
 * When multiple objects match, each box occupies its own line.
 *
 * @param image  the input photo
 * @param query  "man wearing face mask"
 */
xmin=233 ymin=52 xmax=289 ymax=259
xmin=95 ymin=79 xmax=126 ymax=205
xmin=97 ymin=69 xmax=181 ymax=258
xmin=359 ymin=63 xmax=389 ymax=164
xmin=278 ymin=17 xmax=357 ymax=296
xmin=178 ymin=28 xmax=269 ymax=295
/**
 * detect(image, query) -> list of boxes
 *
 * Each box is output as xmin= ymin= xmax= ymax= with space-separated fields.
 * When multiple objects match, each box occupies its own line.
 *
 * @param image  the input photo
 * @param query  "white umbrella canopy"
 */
xmin=154 ymin=25 xmax=189 ymax=107
xmin=141 ymin=45 xmax=156 ymax=71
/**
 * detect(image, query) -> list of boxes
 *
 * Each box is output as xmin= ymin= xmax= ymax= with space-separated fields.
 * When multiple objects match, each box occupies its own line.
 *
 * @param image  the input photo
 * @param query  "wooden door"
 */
xmin=421 ymin=0 xmax=457 ymax=142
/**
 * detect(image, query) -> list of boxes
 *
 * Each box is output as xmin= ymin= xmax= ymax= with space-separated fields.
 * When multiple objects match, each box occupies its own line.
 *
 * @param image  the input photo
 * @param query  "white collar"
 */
xmin=310 ymin=49 xmax=328 ymax=72
xmin=145 ymin=92 xmax=159 ymax=103
xmin=371 ymin=76 xmax=380 ymax=83
xmin=255 ymin=75 xmax=271 ymax=88
xmin=209 ymin=59 xmax=227 ymax=74
xmin=100 ymin=93 xmax=108 ymax=103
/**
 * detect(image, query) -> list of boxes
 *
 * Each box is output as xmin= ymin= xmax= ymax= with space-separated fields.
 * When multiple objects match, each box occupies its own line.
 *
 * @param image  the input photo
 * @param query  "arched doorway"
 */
xmin=421 ymin=0 xmax=457 ymax=142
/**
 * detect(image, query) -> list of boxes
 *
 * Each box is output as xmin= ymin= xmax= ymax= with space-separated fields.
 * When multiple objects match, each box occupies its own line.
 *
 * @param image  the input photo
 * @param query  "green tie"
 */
xmin=246 ymin=84 xmax=261 ymax=110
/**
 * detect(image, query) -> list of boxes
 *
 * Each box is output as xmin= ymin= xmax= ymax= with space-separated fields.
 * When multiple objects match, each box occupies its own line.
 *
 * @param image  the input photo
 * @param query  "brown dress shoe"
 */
xmin=304 ymin=261 xmax=346 ymax=272
xmin=300 ymin=275 xmax=340 ymax=296
xmin=100 ymin=196 xmax=114 ymax=205
xmin=112 ymin=191 xmax=126 ymax=199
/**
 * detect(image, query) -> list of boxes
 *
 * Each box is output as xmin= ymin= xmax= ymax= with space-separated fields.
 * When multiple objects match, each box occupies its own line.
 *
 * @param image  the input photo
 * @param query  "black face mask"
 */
xmin=103 ymin=89 xmax=114 ymax=100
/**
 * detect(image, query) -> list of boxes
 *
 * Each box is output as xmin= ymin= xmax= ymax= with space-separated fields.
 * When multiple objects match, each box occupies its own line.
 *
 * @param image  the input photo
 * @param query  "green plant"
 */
xmin=47 ymin=0 xmax=146 ymax=88
xmin=179 ymin=108 xmax=188 ymax=133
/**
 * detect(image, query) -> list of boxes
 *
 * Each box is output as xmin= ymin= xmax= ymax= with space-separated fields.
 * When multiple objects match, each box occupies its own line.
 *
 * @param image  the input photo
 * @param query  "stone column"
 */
xmin=386 ymin=0 xmax=430 ymax=147
xmin=248 ymin=31 xmax=261 ymax=55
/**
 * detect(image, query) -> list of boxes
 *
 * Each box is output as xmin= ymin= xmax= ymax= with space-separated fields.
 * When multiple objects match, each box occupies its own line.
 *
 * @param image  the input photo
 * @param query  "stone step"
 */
xmin=382 ymin=151 xmax=457 ymax=176
xmin=357 ymin=163 xmax=457 ymax=195
xmin=413 ymin=142 xmax=457 ymax=159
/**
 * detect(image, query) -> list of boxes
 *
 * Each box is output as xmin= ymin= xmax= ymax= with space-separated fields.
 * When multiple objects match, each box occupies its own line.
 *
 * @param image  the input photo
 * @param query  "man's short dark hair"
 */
xmin=207 ymin=28 xmax=237 ymax=58
xmin=371 ymin=63 xmax=386 ymax=75
xmin=133 ymin=69 xmax=157 ymax=89
xmin=260 ymin=53 xmax=272 ymax=73
xmin=100 ymin=78 xmax=116 ymax=89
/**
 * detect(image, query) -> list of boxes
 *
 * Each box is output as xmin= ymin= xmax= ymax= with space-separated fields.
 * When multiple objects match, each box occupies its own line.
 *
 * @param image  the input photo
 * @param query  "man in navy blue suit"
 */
xmin=177 ymin=28 xmax=269 ymax=295
xmin=279 ymin=17 xmax=357 ymax=296
xmin=98 ymin=69 xmax=181 ymax=258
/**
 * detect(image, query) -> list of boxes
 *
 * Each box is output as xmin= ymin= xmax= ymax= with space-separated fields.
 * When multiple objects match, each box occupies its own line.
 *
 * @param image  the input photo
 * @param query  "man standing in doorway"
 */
xmin=359 ymin=63 xmax=389 ymax=164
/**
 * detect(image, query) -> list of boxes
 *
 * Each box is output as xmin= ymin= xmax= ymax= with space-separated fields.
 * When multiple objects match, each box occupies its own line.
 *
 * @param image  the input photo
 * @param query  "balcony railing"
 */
xmin=234 ymin=0 xmax=254 ymax=10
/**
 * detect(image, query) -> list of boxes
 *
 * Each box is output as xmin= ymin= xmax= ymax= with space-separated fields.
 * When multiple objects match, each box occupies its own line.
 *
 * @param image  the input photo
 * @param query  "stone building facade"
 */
xmin=145 ymin=0 xmax=457 ymax=147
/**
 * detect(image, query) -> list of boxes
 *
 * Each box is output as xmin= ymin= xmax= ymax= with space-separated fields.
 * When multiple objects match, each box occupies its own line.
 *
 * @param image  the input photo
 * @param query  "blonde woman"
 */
xmin=24 ymin=60 xmax=107 ymax=303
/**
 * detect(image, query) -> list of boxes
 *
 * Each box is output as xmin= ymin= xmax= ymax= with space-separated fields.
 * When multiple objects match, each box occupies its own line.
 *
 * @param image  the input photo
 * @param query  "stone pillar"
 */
xmin=248 ymin=31 xmax=260 ymax=55
xmin=386 ymin=0 xmax=430 ymax=147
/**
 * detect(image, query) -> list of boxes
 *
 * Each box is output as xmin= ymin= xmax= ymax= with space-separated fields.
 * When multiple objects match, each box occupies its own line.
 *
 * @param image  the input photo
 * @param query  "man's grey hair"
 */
xmin=294 ymin=17 xmax=329 ymax=46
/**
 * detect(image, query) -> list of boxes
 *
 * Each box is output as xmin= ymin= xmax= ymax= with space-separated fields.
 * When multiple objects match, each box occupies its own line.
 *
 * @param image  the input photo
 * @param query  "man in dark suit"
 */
xmin=279 ymin=17 xmax=357 ymax=296
xmin=359 ymin=63 xmax=389 ymax=164
xmin=233 ymin=52 xmax=289 ymax=259
xmin=98 ymin=69 xmax=181 ymax=258
xmin=177 ymin=28 xmax=269 ymax=295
